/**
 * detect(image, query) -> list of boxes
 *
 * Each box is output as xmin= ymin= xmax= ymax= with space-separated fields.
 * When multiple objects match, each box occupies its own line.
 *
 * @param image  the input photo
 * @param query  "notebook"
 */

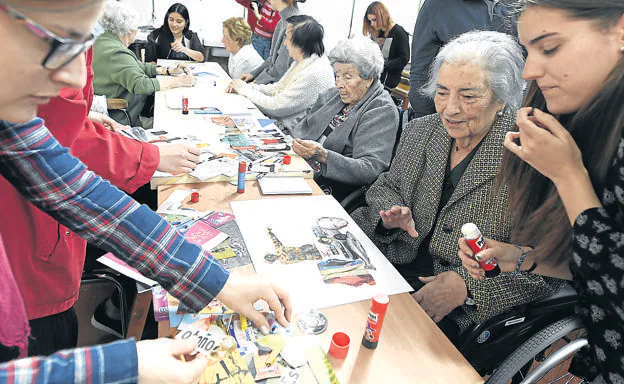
xmin=258 ymin=177 xmax=313 ymax=195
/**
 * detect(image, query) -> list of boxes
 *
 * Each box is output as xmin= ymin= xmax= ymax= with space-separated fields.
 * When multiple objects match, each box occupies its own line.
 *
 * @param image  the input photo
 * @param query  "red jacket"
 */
xmin=235 ymin=0 xmax=280 ymax=39
xmin=0 ymin=49 xmax=160 ymax=320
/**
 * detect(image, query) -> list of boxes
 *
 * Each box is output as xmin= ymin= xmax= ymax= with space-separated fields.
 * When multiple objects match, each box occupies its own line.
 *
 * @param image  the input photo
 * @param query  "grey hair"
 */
xmin=328 ymin=36 xmax=384 ymax=80
xmin=99 ymin=0 xmax=139 ymax=36
xmin=421 ymin=30 xmax=526 ymax=111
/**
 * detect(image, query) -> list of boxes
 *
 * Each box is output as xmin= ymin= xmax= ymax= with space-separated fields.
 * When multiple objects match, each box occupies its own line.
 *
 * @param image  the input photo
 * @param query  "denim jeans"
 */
xmin=251 ymin=33 xmax=272 ymax=60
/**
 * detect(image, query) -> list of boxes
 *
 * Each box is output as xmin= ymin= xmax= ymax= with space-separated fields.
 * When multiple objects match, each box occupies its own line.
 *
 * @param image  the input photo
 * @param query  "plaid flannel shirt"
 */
xmin=0 ymin=339 xmax=137 ymax=383
xmin=0 ymin=118 xmax=229 ymax=312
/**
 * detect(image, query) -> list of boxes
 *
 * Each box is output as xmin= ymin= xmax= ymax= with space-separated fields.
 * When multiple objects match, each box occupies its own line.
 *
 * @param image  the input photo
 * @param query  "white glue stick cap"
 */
xmin=461 ymin=223 xmax=480 ymax=239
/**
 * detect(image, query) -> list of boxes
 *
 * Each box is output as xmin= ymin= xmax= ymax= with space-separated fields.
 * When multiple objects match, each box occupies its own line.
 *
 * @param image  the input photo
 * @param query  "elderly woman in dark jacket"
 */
xmin=292 ymin=37 xmax=399 ymax=200
xmin=351 ymin=31 xmax=564 ymax=342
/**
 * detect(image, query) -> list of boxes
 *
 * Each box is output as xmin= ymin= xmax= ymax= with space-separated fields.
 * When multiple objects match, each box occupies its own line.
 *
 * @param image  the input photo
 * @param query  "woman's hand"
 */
xmin=240 ymin=73 xmax=254 ymax=83
xmin=216 ymin=272 xmax=292 ymax=332
xmin=379 ymin=206 xmax=419 ymax=237
xmin=226 ymin=80 xmax=245 ymax=94
xmin=155 ymin=143 xmax=200 ymax=174
xmin=177 ymin=75 xmax=196 ymax=87
xmin=171 ymin=40 xmax=186 ymax=53
xmin=505 ymin=108 xmax=585 ymax=185
xmin=411 ymin=271 xmax=466 ymax=322
xmin=457 ymin=237 xmax=526 ymax=280
xmin=169 ymin=63 xmax=190 ymax=75
xmin=250 ymin=1 xmax=261 ymax=19
xmin=292 ymin=139 xmax=328 ymax=163
xmin=136 ymin=338 xmax=209 ymax=384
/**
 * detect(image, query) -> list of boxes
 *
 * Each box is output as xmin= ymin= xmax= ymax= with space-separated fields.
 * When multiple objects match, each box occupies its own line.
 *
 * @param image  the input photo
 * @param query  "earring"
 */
xmin=621 ymin=46 xmax=624 ymax=53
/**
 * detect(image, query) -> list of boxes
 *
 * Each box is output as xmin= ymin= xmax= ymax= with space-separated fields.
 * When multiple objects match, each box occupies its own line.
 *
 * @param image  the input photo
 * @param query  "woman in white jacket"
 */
xmin=228 ymin=15 xmax=334 ymax=133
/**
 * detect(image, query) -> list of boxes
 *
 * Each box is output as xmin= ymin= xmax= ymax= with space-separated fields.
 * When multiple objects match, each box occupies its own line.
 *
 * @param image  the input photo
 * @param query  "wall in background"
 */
xmin=121 ymin=0 xmax=424 ymax=53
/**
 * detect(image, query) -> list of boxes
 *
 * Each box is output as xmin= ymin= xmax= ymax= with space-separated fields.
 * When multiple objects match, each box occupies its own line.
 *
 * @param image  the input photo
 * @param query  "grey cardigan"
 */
xmin=292 ymin=81 xmax=399 ymax=186
xmin=351 ymin=111 xmax=564 ymax=329
xmin=251 ymin=6 xmax=299 ymax=84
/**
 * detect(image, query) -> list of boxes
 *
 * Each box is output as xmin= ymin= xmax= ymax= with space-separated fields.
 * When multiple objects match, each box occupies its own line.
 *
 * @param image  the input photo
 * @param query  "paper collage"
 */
xmin=231 ymin=196 xmax=412 ymax=311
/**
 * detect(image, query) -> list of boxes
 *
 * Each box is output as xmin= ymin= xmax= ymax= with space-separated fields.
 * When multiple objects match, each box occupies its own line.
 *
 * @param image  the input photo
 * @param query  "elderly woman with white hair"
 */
xmin=351 ymin=30 xmax=564 ymax=343
xmin=92 ymin=1 xmax=195 ymax=126
xmin=291 ymin=36 xmax=399 ymax=200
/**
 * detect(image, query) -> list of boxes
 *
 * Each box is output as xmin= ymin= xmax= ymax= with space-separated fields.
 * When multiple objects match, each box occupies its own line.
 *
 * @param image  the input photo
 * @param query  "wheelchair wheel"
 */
xmin=486 ymin=315 xmax=587 ymax=384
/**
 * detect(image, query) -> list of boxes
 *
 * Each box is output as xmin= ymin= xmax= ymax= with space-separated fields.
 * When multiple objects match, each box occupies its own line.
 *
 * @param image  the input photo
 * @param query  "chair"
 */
xmin=385 ymin=69 xmax=411 ymax=110
xmin=80 ymin=269 xmax=153 ymax=340
xmin=106 ymin=98 xmax=132 ymax=126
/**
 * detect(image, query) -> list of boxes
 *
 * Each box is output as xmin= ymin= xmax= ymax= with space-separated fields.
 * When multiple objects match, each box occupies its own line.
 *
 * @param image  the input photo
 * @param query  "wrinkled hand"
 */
xmin=171 ymin=40 xmax=186 ymax=53
xmin=226 ymin=79 xmax=245 ymax=94
xmin=379 ymin=206 xmax=419 ymax=237
xmin=177 ymin=74 xmax=196 ymax=87
xmin=458 ymin=237 xmax=520 ymax=280
xmin=216 ymin=272 xmax=292 ymax=333
xmin=169 ymin=63 xmax=190 ymax=75
xmin=136 ymin=338 xmax=209 ymax=384
xmin=505 ymin=108 xmax=585 ymax=184
xmin=292 ymin=139 xmax=328 ymax=163
xmin=101 ymin=114 xmax=128 ymax=133
xmin=412 ymin=271 xmax=467 ymax=322
xmin=156 ymin=143 xmax=200 ymax=174
xmin=240 ymin=73 xmax=254 ymax=83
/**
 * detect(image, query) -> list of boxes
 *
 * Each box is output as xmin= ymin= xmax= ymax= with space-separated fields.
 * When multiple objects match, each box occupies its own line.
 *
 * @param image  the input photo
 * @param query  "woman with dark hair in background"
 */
xmin=363 ymin=1 xmax=409 ymax=89
xmin=458 ymin=1 xmax=624 ymax=381
xmin=145 ymin=3 xmax=205 ymax=63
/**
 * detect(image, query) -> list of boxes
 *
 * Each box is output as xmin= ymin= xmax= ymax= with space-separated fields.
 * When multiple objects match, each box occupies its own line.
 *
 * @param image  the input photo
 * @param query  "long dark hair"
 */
xmin=500 ymin=0 xmax=624 ymax=267
xmin=160 ymin=3 xmax=191 ymax=39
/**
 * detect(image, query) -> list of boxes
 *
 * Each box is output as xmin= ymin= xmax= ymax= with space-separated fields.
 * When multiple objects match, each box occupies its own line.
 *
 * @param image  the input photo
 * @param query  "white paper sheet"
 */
xmin=230 ymin=196 xmax=412 ymax=311
xmin=258 ymin=177 xmax=313 ymax=195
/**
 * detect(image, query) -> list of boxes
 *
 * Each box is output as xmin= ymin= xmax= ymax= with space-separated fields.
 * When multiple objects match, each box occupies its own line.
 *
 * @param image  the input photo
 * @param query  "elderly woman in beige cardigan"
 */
xmin=228 ymin=15 xmax=333 ymax=133
xmin=351 ymin=31 xmax=564 ymax=343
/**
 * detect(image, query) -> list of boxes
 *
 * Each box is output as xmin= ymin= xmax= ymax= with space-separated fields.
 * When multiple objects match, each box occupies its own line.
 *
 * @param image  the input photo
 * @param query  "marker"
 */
xmin=240 ymin=315 xmax=247 ymax=331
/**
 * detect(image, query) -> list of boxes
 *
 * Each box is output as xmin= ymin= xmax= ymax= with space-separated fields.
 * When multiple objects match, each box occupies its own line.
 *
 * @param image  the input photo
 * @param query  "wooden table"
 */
xmin=157 ymin=180 xmax=484 ymax=384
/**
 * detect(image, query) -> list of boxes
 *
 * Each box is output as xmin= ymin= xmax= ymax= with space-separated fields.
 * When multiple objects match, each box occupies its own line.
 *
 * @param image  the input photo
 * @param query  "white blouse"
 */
xmin=228 ymin=44 xmax=264 ymax=80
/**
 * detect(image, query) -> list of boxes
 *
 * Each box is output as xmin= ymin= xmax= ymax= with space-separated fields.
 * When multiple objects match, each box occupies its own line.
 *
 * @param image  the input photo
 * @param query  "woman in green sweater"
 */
xmin=93 ymin=1 xmax=195 ymax=126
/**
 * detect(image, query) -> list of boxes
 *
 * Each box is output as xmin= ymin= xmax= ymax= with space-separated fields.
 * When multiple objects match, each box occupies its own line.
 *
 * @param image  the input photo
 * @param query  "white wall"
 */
xmin=122 ymin=0 xmax=423 ymax=54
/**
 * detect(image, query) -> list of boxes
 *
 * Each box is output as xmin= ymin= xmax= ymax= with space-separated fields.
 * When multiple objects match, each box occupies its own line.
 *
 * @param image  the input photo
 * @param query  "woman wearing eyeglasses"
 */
xmin=145 ymin=3 xmax=205 ymax=63
xmin=93 ymin=1 xmax=195 ymax=126
xmin=0 ymin=0 xmax=291 ymax=382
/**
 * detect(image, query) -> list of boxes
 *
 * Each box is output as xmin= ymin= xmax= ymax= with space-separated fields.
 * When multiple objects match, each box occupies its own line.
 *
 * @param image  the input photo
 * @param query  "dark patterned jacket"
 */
xmin=351 ymin=111 xmax=564 ymax=329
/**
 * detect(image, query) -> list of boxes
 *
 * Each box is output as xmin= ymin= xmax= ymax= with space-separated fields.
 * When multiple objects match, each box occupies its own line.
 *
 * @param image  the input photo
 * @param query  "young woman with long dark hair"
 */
xmin=458 ymin=1 xmax=624 ymax=380
xmin=145 ymin=3 xmax=204 ymax=63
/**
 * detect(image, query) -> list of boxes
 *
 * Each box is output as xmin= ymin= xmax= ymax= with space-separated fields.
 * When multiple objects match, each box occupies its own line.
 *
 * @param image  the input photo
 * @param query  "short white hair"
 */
xmin=99 ymin=0 xmax=139 ymax=36
xmin=328 ymin=36 xmax=384 ymax=80
xmin=421 ymin=30 xmax=527 ymax=111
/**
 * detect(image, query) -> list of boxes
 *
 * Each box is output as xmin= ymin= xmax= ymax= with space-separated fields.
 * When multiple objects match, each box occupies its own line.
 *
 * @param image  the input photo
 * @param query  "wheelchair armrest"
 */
xmin=340 ymin=186 xmax=368 ymax=214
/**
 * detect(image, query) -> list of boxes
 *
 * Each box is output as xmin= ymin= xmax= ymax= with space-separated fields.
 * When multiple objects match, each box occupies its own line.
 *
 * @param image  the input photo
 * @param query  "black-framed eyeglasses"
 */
xmin=0 ymin=3 xmax=95 ymax=70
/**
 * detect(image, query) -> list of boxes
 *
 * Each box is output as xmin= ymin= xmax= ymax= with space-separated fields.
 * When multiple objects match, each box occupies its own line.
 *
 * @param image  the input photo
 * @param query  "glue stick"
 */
xmin=237 ymin=161 xmax=246 ymax=193
xmin=182 ymin=96 xmax=189 ymax=115
xmin=461 ymin=223 xmax=501 ymax=278
xmin=362 ymin=294 xmax=389 ymax=349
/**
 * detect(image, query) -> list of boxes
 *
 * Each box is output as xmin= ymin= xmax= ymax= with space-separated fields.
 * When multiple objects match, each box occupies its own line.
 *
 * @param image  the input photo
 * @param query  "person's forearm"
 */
xmin=184 ymin=48 xmax=204 ymax=62
xmin=158 ymin=76 xmax=187 ymax=91
xmin=554 ymin=168 xmax=602 ymax=226
xmin=0 ymin=339 xmax=138 ymax=383
xmin=0 ymin=118 xmax=229 ymax=311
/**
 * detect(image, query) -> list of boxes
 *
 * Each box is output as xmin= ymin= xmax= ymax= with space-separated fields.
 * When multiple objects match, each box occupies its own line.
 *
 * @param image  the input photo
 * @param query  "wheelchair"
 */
xmin=341 ymin=189 xmax=588 ymax=383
